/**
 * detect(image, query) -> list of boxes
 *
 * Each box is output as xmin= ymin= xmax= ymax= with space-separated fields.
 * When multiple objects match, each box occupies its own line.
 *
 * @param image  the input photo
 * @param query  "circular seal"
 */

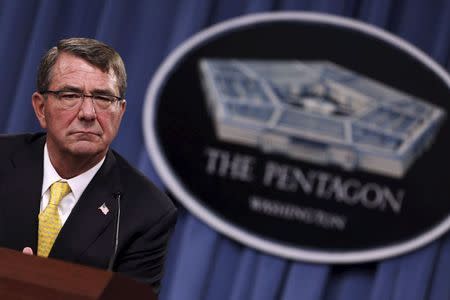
xmin=143 ymin=12 xmax=450 ymax=263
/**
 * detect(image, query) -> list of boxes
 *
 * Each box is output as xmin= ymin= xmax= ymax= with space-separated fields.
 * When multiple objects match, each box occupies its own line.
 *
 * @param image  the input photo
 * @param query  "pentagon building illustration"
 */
xmin=198 ymin=59 xmax=446 ymax=178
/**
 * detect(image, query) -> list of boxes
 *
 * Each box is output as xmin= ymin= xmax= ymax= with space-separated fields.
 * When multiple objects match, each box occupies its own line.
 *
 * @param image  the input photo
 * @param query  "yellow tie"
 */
xmin=38 ymin=181 xmax=71 ymax=257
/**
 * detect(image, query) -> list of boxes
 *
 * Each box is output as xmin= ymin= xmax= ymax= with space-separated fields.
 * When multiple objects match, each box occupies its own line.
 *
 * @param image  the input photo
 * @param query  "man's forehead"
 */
xmin=52 ymin=53 xmax=110 ymax=75
xmin=50 ymin=53 xmax=118 ymax=90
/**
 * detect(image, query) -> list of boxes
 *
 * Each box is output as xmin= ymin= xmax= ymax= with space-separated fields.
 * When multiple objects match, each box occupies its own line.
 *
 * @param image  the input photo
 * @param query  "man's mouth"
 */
xmin=72 ymin=131 xmax=101 ymax=136
xmin=70 ymin=131 xmax=102 ymax=140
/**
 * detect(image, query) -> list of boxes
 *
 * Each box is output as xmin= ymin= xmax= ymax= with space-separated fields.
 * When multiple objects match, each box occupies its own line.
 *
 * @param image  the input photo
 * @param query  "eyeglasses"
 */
xmin=41 ymin=90 xmax=124 ymax=111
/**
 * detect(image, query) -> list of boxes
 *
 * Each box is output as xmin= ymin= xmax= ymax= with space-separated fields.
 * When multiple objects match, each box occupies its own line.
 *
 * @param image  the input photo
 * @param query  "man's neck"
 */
xmin=47 ymin=147 xmax=106 ymax=179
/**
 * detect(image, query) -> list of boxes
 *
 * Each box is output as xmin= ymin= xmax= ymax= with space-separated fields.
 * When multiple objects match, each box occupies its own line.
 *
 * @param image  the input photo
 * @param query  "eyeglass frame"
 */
xmin=40 ymin=90 xmax=124 ymax=111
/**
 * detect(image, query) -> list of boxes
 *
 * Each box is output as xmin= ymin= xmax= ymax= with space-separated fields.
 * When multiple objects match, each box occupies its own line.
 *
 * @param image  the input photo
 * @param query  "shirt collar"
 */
xmin=42 ymin=143 xmax=105 ymax=200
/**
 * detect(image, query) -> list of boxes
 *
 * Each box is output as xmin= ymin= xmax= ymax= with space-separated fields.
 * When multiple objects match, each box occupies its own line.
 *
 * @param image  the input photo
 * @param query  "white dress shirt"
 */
xmin=40 ymin=144 xmax=105 ymax=225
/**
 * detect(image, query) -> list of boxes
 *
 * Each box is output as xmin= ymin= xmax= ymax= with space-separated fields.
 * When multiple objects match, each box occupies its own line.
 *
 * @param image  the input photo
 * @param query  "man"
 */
xmin=0 ymin=38 xmax=177 ymax=290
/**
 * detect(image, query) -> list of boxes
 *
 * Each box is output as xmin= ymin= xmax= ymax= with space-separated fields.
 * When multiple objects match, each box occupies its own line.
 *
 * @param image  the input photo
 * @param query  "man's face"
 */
xmin=32 ymin=53 xmax=126 ymax=160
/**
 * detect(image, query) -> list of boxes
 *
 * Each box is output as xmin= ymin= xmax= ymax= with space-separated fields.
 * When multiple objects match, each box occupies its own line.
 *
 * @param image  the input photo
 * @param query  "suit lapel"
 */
xmin=1 ymin=134 xmax=46 ymax=251
xmin=50 ymin=150 xmax=122 ymax=262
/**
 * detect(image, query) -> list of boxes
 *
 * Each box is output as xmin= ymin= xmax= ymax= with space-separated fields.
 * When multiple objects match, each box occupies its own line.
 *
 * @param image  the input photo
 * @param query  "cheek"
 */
xmin=97 ymin=113 xmax=122 ymax=135
xmin=46 ymin=110 xmax=77 ymax=130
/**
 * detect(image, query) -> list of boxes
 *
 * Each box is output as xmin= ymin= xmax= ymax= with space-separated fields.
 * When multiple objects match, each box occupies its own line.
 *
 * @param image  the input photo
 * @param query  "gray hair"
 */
xmin=37 ymin=37 xmax=127 ymax=98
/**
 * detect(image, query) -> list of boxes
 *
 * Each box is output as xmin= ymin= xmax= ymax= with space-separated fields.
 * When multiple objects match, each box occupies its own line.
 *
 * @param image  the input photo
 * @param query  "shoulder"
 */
xmin=0 ymin=133 xmax=45 ymax=156
xmin=111 ymin=150 xmax=177 ymax=221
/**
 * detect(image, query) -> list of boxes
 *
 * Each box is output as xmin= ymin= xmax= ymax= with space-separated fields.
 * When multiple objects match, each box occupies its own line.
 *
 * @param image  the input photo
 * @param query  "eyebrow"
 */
xmin=57 ymin=85 xmax=83 ymax=92
xmin=57 ymin=85 xmax=117 ymax=96
xmin=90 ymin=88 xmax=118 ymax=96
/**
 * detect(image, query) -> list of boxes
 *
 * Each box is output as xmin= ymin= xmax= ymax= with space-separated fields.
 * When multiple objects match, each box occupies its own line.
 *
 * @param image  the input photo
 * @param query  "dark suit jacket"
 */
xmin=0 ymin=133 xmax=177 ymax=288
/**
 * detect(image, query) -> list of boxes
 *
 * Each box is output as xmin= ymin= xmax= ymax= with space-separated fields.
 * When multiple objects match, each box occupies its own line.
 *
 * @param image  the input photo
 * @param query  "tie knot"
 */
xmin=49 ymin=181 xmax=71 ymax=206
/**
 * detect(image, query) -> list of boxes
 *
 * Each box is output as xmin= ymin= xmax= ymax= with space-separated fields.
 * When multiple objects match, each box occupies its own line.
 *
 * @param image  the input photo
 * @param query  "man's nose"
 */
xmin=78 ymin=96 xmax=97 ymax=120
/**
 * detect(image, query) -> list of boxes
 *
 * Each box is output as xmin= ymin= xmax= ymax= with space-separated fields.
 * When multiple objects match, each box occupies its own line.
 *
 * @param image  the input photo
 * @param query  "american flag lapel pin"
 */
xmin=99 ymin=203 xmax=109 ymax=215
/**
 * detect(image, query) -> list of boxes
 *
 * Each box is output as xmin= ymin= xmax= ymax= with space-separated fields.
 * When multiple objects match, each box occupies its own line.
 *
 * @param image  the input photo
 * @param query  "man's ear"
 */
xmin=32 ymin=92 xmax=47 ymax=129
xmin=119 ymin=99 xmax=127 ymax=119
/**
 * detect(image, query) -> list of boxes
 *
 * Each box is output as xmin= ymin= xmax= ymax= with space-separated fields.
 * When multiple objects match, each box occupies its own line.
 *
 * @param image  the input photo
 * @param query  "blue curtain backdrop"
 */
xmin=0 ymin=1 xmax=449 ymax=299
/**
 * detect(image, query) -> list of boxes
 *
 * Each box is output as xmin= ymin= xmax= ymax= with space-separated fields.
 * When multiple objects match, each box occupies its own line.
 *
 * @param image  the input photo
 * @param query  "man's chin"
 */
xmin=71 ymin=132 xmax=101 ymax=141
xmin=67 ymin=141 xmax=105 ymax=157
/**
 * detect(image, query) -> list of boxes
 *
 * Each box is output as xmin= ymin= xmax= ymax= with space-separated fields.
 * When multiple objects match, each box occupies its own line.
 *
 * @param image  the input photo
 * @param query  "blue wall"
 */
xmin=0 ymin=1 xmax=449 ymax=299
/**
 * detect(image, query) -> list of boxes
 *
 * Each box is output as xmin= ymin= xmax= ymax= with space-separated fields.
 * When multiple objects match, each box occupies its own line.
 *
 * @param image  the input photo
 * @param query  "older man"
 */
xmin=0 ymin=38 xmax=177 ymax=291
